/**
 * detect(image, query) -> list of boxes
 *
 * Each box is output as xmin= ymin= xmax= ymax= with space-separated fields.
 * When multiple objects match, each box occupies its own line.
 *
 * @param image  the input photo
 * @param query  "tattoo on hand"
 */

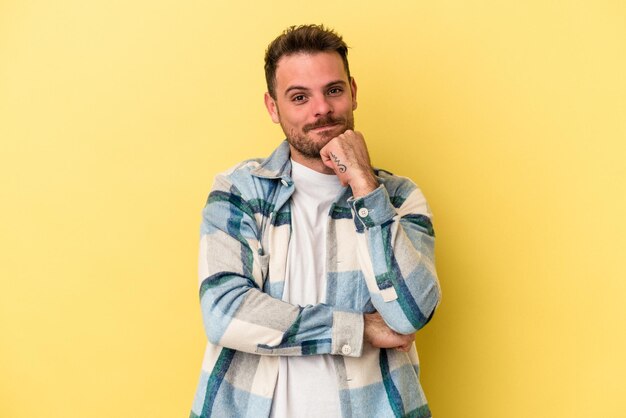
xmin=329 ymin=152 xmax=347 ymax=173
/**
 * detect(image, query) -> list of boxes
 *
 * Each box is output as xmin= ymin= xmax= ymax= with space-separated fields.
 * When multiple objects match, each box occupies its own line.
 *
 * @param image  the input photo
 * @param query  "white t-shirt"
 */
xmin=270 ymin=160 xmax=346 ymax=418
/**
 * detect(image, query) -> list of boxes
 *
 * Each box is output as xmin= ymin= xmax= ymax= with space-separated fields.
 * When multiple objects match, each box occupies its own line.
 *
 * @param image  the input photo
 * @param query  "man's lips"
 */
xmin=308 ymin=123 xmax=340 ymax=132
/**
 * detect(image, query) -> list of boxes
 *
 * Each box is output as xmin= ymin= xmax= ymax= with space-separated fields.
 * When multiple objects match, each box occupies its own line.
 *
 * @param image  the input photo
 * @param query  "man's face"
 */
xmin=264 ymin=51 xmax=358 ymax=160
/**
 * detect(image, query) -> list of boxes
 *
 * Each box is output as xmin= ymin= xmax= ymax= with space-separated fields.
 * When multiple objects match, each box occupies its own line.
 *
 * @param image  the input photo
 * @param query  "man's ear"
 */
xmin=350 ymin=77 xmax=358 ymax=111
xmin=264 ymin=92 xmax=280 ymax=124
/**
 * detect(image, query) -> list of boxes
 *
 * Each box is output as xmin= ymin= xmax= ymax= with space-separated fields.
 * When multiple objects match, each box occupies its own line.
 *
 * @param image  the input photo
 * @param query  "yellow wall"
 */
xmin=1 ymin=1 xmax=625 ymax=417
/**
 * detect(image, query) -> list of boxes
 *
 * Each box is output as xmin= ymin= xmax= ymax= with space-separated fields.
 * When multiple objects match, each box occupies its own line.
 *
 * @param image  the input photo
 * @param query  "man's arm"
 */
xmin=198 ymin=171 xmax=364 ymax=357
xmin=321 ymin=131 xmax=442 ymax=335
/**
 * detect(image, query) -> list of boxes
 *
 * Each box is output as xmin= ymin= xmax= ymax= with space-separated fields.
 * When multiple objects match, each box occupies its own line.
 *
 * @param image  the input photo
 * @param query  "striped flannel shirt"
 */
xmin=190 ymin=140 xmax=441 ymax=418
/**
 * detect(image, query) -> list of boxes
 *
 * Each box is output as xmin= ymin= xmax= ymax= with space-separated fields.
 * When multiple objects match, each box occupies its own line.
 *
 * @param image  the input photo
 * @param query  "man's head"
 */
xmin=264 ymin=25 xmax=358 ymax=161
xmin=264 ymin=24 xmax=351 ymax=100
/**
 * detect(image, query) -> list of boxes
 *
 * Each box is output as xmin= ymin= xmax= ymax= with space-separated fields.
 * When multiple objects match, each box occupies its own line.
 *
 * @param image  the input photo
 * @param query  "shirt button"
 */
xmin=358 ymin=208 xmax=369 ymax=218
xmin=341 ymin=344 xmax=352 ymax=355
xmin=281 ymin=179 xmax=289 ymax=187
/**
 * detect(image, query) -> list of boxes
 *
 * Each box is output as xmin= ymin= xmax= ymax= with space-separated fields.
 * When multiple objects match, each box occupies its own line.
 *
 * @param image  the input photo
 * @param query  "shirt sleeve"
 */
xmin=197 ymin=173 xmax=364 ymax=357
xmin=348 ymin=177 xmax=441 ymax=335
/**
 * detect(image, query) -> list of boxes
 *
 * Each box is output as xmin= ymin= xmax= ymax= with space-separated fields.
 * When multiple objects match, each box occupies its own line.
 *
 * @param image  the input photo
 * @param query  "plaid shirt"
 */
xmin=190 ymin=141 xmax=441 ymax=418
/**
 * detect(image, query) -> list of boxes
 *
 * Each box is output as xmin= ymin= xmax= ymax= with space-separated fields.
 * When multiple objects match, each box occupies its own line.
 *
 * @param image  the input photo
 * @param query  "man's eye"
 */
xmin=328 ymin=87 xmax=343 ymax=95
xmin=292 ymin=94 xmax=306 ymax=102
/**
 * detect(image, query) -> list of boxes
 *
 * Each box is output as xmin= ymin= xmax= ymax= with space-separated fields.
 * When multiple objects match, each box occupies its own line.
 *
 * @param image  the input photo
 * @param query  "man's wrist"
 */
xmin=350 ymin=171 xmax=379 ymax=198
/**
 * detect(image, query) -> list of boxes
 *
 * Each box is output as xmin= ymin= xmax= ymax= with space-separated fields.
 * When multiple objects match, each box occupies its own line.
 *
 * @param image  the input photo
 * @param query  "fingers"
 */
xmin=320 ymin=150 xmax=337 ymax=172
xmin=320 ymin=136 xmax=350 ymax=167
xmin=319 ymin=130 xmax=377 ymax=195
xmin=395 ymin=333 xmax=414 ymax=351
xmin=364 ymin=312 xmax=416 ymax=351
xmin=395 ymin=338 xmax=414 ymax=352
xmin=319 ymin=130 xmax=364 ymax=168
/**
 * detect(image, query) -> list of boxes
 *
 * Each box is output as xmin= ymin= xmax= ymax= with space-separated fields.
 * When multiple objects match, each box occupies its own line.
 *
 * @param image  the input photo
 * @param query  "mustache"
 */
xmin=303 ymin=116 xmax=346 ymax=133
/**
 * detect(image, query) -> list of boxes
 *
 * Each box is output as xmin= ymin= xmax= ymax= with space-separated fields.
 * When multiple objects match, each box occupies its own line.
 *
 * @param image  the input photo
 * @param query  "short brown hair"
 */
xmin=264 ymin=24 xmax=351 ymax=99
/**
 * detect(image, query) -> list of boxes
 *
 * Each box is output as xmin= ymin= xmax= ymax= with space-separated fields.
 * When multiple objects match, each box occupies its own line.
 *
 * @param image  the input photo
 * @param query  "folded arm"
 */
xmin=198 ymin=174 xmax=364 ymax=357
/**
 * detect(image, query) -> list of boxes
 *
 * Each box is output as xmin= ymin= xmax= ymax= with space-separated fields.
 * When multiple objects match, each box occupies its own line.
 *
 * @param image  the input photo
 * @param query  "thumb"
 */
xmin=320 ymin=145 xmax=339 ymax=171
xmin=322 ymin=158 xmax=335 ymax=171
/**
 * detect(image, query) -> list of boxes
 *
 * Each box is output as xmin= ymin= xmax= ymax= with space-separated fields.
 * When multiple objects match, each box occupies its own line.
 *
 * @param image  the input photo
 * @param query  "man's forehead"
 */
xmin=274 ymin=51 xmax=349 ymax=90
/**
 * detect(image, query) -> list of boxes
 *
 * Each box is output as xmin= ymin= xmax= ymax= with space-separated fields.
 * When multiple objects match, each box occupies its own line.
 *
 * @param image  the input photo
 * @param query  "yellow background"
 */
xmin=1 ymin=1 xmax=625 ymax=417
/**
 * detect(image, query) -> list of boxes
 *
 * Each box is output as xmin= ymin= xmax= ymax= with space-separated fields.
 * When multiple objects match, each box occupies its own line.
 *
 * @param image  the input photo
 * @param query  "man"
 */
xmin=190 ymin=25 xmax=441 ymax=418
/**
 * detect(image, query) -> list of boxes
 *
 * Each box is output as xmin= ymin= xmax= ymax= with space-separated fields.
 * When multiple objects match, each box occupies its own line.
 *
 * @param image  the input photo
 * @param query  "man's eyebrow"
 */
xmin=283 ymin=80 xmax=348 ymax=97
xmin=284 ymin=85 xmax=310 ymax=97
xmin=324 ymin=80 xmax=347 ymax=89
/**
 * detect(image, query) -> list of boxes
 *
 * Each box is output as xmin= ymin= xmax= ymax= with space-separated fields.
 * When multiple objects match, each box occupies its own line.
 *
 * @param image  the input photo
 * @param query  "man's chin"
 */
xmin=287 ymin=141 xmax=324 ymax=160
xmin=286 ymin=125 xmax=349 ymax=159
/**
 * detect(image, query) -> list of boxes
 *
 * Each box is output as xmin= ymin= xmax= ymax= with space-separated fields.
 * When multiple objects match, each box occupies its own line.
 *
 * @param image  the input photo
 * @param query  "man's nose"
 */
xmin=312 ymin=95 xmax=333 ymax=117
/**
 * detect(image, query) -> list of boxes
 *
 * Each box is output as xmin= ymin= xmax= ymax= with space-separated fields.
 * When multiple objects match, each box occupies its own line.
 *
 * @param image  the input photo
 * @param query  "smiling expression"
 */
xmin=264 ymin=51 xmax=358 ymax=161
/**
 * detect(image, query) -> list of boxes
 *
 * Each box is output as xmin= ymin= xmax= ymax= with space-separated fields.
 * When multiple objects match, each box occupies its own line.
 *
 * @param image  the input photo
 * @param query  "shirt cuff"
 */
xmin=331 ymin=310 xmax=364 ymax=357
xmin=348 ymin=184 xmax=397 ymax=231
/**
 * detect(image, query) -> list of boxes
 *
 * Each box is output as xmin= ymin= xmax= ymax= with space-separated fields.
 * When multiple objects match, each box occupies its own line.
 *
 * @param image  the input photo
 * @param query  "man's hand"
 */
xmin=364 ymin=312 xmax=415 ymax=352
xmin=319 ymin=130 xmax=379 ymax=198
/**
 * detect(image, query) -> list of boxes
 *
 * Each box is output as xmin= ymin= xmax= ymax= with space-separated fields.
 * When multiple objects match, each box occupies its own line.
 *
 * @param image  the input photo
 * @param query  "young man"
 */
xmin=190 ymin=25 xmax=441 ymax=418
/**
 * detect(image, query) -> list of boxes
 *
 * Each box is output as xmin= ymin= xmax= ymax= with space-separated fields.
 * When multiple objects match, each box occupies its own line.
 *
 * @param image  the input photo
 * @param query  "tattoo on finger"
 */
xmin=329 ymin=152 xmax=347 ymax=173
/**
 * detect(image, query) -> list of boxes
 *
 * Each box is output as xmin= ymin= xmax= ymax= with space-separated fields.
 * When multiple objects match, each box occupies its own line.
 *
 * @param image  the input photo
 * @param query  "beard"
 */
xmin=283 ymin=114 xmax=355 ymax=159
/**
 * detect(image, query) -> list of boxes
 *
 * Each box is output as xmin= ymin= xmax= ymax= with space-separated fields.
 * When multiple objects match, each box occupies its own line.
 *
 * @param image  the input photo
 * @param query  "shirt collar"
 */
xmin=250 ymin=140 xmax=292 ymax=180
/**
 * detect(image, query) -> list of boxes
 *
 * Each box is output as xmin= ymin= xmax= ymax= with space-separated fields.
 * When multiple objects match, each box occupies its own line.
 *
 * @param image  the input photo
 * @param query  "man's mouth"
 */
xmin=310 ymin=123 xmax=338 ymax=131
xmin=304 ymin=118 xmax=344 ymax=133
